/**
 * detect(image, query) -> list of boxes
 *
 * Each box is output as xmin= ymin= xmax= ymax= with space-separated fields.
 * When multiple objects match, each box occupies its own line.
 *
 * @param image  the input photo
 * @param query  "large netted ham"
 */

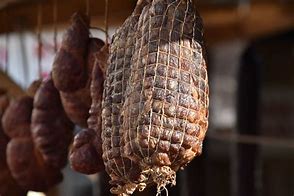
xmin=102 ymin=0 xmax=209 ymax=194
xmin=101 ymin=1 xmax=150 ymax=194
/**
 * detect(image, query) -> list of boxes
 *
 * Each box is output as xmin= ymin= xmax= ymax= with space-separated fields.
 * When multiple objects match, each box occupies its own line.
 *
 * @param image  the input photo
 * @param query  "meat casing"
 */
xmin=101 ymin=0 xmax=150 ymax=194
xmin=102 ymin=0 xmax=209 ymax=194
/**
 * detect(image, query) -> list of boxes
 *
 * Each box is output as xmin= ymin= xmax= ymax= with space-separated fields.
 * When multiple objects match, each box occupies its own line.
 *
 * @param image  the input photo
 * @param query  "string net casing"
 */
xmin=102 ymin=0 xmax=209 ymax=195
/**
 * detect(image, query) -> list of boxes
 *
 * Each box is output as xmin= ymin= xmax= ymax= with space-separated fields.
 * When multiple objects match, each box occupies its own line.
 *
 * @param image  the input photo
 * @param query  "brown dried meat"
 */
xmin=2 ymin=95 xmax=62 ymax=191
xmin=2 ymin=97 xmax=33 ymax=139
xmin=60 ymin=87 xmax=91 ymax=127
xmin=102 ymin=0 xmax=209 ymax=194
xmin=0 ymin=96 xmax=27 ymax=196
xmin=70 ymin=128 xmax=102 ymax=174
xmin=70 ymin=44 xmax=108 ymax=174
xmin=0 ymin=122 xmax=9 ymax=170
xmin=0 ymin=147 xmax=27 ymax=196
xmin=60 ymin=38 xmax=104 ymax=127
xmin=101 ymin=0 xmax=150 ymax=194
xmin=31 ymin=76 xmax=74 ymax=169
xmin=6 ymin=138 xmax=63 ymax=192
xmin=52 ymin=12 xmax=90 ymax=92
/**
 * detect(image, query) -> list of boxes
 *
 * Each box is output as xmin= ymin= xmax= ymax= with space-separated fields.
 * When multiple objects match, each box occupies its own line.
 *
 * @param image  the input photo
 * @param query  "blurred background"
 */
xmin=0 ymin=0 xmax=293 ymax=196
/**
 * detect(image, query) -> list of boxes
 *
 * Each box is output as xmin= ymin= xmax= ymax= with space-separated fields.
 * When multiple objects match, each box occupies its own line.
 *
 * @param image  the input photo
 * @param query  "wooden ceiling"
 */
xmin=0 ymin=0 xmax=25 ymax=9
xmin=0 ymin=0 xmax=293 ymax=45
xmin=0 ymin=0 xmax=42 ymax=9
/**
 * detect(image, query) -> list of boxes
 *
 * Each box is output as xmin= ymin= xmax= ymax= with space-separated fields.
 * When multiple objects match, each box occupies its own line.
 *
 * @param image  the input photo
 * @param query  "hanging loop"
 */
xmin=104 ymin=0 xmax=109 ymax=44
xmin=37 ymin=2 xmax=43 ymax=79
xmin=86 ymin=0 xmax=90 ymax=16
xmin=4 ymin=10 xmax=9 ymax=74
xmin=53 ymin=0 xmax=58 ymax=53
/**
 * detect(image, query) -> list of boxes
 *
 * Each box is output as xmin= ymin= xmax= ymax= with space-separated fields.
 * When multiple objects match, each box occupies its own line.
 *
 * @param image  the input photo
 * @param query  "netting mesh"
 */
xmin=102 ymin=1 xmax=147 ymax=193
xmin=102 ymin=0 xmax=209 ymax=195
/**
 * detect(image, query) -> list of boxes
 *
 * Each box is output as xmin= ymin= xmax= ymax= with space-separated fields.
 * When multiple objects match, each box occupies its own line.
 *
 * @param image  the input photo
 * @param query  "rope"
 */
xmin=37 ymin=2 xmax=43 ymax=79
xmin=86 ymin=0 xmax=90 ymax=16
xmin=4 ymin=10 xmax=9 ymax=74
xmin=104 ymin=0 xmax=109 ymax=44
xmin=53 ymin=0 xmax=58 ymax=53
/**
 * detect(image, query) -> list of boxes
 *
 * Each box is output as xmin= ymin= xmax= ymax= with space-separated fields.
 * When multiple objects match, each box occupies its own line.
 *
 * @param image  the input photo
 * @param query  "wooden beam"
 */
xmin=0 ymin=1 xmax=293 ymax=45
xmin=0 ymin=70 xmax=25 ymax=98
xmin=0 ymin=0 xmax=135 ymax=34
xmin=0 ymin=0 xmax=30 ymax=9
xmin=202 ymin=2 xmax=294 ymax=45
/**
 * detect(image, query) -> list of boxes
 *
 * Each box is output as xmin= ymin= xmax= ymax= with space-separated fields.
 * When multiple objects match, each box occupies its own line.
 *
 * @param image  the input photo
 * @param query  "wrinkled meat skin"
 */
xmin=123 ymin=0 xmax=209 ymax=170
xmin=2 ymin=97 xmax=33 ymax=138
xmin=70 ymin=45 xmax=108 ymax=174
xmin=32 ymin=77 xmax=74 ymax=169
xmin=101 ymin=0 xmax=151 ymax=192
xmin=3 ymin=96 xmax=63 ymax=191
xmin=52 ymin=12 xmax=90 ymax=92
xmin=6 ymin=138 xmax=63 ymax=192
xmin=60 ymin=38 xmax=104 ymax=127
xmin=102 ymin=0 xmax=209 ymax=194
xmin=0 ymin=95 xmax=27 ymax=196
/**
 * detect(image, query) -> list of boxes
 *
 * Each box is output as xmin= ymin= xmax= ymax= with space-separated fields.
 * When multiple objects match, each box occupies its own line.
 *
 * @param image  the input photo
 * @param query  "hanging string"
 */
xmin=104 ymin=0 xmax=109 ymax=44
xmin=4 ymin=10 xmax=9 ymax=74
xmin=53 ymin=0 xmax=58 ymax=53
xmin=5 ymin=32 xmax=9 ymax=74
xmin=37 ymin=2 xmax=43 ymax=79
xmin=86 ymin=0 xmax=90 ymax=16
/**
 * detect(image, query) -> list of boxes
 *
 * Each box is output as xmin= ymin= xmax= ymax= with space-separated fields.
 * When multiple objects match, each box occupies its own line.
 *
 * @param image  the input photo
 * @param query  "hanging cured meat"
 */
xmin=52 ymin=12 xmax=90 ymax=92
xmin=0 ymin=92 xmax=27 ymax=196
xmin=70 ymin=45 xmax=108 ymax=174
xmin=52 ymin=12 xmax=105 ymax=128
xmin=31 ymin=76 xmax=74 ymax=169
xmin=3 ymin=95 xmax=61 ymax=191
xmin=2 ymin=78 xmax=74 ymax=192
xmin=101 ymin=0 xmax=150 ymax=194
xmin=59 ymin=38 xmax=104 ymax=127
xmin=101 ymin=0 xmax=209 ymax=194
